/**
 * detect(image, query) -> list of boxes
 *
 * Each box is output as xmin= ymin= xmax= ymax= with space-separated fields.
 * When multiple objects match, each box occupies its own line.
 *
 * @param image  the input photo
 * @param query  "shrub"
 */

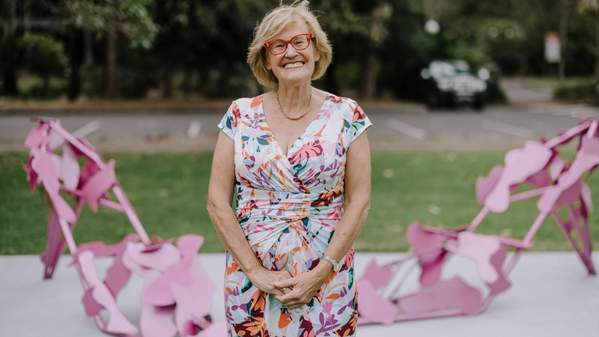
xmin=554 ymin=79 xmax=598 ymax=103
xmin=19 ymin=33 xmax=67 ymax=94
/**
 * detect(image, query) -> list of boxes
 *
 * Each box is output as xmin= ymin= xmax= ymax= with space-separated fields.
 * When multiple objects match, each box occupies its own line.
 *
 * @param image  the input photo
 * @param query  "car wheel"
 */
xmin=426 ymin=92 xmax=441 ymax=110
xmin=472 ymin=99 xmax=485 ymax=111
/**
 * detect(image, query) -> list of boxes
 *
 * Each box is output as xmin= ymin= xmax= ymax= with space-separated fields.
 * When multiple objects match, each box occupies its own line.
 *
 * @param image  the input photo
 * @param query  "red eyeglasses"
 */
xmin=263 ymin=33 xmax=313 ymax=55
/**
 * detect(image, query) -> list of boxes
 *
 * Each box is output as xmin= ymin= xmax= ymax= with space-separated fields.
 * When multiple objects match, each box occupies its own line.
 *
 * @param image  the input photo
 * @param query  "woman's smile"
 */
xmin=283 ymin=61 xmax=305 ymax=69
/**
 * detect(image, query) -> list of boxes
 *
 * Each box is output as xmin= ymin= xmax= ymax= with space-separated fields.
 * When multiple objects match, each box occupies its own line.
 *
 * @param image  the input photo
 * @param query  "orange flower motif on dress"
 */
xmin=278 ymin=310 xmax=292 ymax=329
xmin=352 ymin=104 xmax=365 ymax=122
xmin=231 ymin=103 xmax=241 ymax=128
xmin=250 ymin=95 xmax=263 ymax=108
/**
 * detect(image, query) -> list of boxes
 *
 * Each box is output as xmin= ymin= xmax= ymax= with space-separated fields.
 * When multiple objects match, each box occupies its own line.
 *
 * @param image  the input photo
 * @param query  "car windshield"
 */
xmin=430 ymin=61 xmax=471 ymax=77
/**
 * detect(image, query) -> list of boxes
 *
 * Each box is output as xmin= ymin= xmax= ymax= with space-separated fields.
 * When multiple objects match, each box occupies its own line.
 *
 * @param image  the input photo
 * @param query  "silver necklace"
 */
xmin=276 ymin=90 xmax=312 ymax=121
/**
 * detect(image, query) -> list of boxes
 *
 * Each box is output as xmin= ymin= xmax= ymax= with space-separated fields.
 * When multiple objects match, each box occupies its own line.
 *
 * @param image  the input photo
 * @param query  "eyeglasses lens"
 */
xmin=268 ymin=34 xmax=310 ymax=55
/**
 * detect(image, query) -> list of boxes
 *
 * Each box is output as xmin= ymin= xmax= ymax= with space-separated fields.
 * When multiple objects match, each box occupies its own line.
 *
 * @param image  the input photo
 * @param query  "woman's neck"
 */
xmin=276 ymin=82 xmax=313 ymax=117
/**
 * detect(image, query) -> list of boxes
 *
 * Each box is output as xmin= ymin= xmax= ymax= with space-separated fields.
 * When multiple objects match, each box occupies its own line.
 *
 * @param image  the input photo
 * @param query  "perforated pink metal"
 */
xmin=357 ymin=118 xmax=598 ymax=325
xmin=24 ymin=117 xmax=226 ymax=337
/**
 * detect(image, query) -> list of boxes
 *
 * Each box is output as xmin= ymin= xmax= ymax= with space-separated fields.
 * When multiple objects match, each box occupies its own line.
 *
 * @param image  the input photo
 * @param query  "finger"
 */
xmin=287 ymin=301 xmax=305 ymax=309
xmin=274 ymin=277 xmax=297 ymax=289
xmin=278 ymin=288 xmax=304 ymax=303
xmin=268 ymin=288 xmax=284 ymax=296
xmin=276 ymin=291 xmax=294 ymax=303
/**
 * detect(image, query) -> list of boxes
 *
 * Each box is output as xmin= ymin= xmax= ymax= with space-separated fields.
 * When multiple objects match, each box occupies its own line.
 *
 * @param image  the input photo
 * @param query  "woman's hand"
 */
xmin=247 ymin=267 xmax=293 ymax=296
xmin=273 ymin=263 xmax=331 ymax=308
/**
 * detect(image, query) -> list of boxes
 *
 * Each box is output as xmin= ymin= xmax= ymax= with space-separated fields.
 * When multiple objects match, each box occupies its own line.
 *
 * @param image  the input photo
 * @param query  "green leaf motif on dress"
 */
xmin=257 ymin=135 xmax=269 ymax=145
xmin=343 ymin=120 xmax=351 ymax=130
xmin=241 ymin=277 xmax=253 ymax=293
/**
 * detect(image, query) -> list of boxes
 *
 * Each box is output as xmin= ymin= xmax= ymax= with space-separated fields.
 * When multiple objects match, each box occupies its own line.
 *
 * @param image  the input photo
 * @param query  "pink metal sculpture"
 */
xmin=357 ymin=118 xmax=598 ymax=325
xmin=24 ymin=117 xmax=226 ymax=337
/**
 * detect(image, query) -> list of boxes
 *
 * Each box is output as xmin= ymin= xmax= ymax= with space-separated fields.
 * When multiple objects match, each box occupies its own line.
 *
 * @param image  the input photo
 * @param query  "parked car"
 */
xmin=421 ymin=60 xmax=488 ymax=111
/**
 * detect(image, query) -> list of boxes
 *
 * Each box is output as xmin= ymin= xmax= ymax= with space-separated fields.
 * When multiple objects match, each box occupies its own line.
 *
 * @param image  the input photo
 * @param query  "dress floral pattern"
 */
xmin=217 ymin=93 xmax=372 ymax=337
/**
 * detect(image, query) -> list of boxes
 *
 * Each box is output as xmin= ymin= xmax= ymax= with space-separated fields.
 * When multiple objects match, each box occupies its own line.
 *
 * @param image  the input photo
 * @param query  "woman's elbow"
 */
xmin=206 ymin=195 xmax=229 ymax=218
xmin=361 ymin=199 xmax=371 ymax=218
xmin=346 ymin=196 xmax=370 ymax=215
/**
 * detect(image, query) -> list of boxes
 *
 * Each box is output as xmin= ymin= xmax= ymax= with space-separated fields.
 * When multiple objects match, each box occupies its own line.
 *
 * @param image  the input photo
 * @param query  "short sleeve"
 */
xmin=217 ymin=101 xmax=241 ymax=139
xmin=344 ymin=100 xmax=372 ymax=145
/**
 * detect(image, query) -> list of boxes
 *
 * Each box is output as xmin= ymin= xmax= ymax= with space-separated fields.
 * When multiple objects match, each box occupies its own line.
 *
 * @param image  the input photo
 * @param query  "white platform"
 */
xmin=1 ymin=252 xmax=598 ymax=337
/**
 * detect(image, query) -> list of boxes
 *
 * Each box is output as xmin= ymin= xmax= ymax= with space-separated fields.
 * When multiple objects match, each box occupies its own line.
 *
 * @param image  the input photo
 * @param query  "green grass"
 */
xmin=1 ymin=151 xmax=598 ymax=254
xmin=525 ymin=76 xmax=593 ymax=90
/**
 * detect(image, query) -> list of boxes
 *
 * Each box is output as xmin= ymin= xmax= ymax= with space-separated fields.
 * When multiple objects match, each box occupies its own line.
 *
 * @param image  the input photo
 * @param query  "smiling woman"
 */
xmin=206 ymin=2 xmax=372 ymax=336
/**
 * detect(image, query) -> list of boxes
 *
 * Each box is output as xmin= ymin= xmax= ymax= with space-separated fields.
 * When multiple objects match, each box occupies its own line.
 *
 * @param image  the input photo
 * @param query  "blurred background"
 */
xmin=0 ymin=0 xmax=598 ymax=104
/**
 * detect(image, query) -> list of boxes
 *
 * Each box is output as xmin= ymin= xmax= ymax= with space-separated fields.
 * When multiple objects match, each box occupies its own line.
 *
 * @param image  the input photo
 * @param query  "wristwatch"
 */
xmin=322 ymin=255 xmax=341 ymax=273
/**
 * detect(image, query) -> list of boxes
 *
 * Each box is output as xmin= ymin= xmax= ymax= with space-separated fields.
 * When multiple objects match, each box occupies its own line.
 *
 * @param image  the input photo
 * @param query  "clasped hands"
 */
xmin=247 ymin=263 xmax=331 ymax=309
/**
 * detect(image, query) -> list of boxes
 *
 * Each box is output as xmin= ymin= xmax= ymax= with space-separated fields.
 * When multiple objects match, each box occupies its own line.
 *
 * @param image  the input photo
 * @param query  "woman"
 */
xmin=207 ymin=2 xmax=371 ymax=336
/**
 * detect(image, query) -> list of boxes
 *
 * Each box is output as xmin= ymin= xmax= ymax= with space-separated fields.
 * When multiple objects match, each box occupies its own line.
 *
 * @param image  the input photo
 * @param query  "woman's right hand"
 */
xmin=247 ymin=267 xmax=293 ymax=296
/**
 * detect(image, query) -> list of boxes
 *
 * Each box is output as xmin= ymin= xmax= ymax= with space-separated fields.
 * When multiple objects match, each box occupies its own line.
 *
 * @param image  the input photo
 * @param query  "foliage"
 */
xmin=19 ymin=33 xmax=67 ymax=81
xmin=63 ymin=0 xmax=158 ymax=49
xmin=1 ymin=0 xmax=599 ymax=99
xmin=554 ymin=79 xmax=598 ymax=102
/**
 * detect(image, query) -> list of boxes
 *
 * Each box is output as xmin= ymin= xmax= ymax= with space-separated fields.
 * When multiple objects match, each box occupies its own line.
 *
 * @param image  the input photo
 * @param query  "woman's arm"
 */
xmin=275 ymin=131 xmax=371 ymax=307
xmin=207 ymin=132 xmax=291 ymax=296
xmin=322 ymin=130 xmax=371 ymax=263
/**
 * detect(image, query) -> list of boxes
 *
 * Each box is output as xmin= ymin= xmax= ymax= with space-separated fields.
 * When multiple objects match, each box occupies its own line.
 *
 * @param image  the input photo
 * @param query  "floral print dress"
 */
xmin=217 ymin=93 xmax=372 ymax=337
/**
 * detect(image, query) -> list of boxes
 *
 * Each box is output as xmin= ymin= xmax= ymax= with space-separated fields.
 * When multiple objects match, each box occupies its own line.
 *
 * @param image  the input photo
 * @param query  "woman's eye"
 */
xmin=293 ymin=37 xmax=308 ymax=47
xmin=272 ymin=41 xmax=286 ymax=49
xmin=293 ymin=40 xmax=307 ymax=48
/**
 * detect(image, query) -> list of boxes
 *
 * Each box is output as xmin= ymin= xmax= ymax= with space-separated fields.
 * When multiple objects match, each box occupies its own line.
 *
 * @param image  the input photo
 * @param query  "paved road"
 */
xmin=1 ymin=252 xmax=597 ymax=337
xmin=1 ymin=102 xmax=597 ymax=152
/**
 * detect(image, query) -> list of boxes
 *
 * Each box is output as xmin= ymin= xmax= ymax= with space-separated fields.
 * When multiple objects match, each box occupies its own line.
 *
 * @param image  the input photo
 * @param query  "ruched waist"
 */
xmin=235 ymin=186 xmax=344 ymax=260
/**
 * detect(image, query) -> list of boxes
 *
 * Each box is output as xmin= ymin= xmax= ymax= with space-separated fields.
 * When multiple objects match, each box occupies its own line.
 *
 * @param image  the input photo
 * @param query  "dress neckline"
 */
xmin=259 ymin=92 xmax=333 ymax=158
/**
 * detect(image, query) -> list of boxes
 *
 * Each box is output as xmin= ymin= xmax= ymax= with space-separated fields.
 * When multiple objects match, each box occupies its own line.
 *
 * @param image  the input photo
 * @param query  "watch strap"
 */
xmin=322 ymin=255 xmax=341 ymax=272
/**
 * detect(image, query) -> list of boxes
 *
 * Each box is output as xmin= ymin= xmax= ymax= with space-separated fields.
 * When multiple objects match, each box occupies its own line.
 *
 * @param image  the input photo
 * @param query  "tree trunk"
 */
xmin=104 ymin=24 xmax=117 ymax=97
xmin=2 ymin=0 xmax=19 ymax=95
xmin=2 ymin=64 xmax=19 ymax=96
xmin=558 ymin=0 xmax=569 ymax=81
xmin=67 ymin=28 xmax=83 ymax=101
xmin=161 ymin=69 xmax=173 ymax=98
xmin=361 ymin=50 xmax=377 ymax=99
xmin=324 ymin=59 xmax=340 ymax=95
xmin=595 ymin=10 xmax=599 ymax=82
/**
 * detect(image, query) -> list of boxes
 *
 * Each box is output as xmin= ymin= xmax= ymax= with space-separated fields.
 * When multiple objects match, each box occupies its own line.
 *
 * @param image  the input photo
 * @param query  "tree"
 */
xmin=1 ymin=0 xmax=20 ymax=95
xmin=61 ymin=0 xmax=158 ymax=97
xmin=578 ymin=0 xmax=599 ymax=82
xmin=20 ymin=33 xmax=67 ymax=94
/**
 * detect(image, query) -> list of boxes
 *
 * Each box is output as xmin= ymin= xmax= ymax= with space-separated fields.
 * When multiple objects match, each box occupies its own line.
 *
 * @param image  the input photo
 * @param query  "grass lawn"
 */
xmin=1 ymin=151 xmax=597 ymax=254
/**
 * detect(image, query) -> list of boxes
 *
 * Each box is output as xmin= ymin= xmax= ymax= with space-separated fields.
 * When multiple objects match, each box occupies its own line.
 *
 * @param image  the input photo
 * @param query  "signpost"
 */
xmin=545 ymin=32 xmax=561 ymax=63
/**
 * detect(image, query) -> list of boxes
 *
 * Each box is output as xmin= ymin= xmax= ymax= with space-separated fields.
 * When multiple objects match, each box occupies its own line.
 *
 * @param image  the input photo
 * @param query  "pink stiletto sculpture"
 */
xmin=357 ymin=118 xmax=598 ymax=325
xmin=24 ymin=117 xmax=226 ymax=337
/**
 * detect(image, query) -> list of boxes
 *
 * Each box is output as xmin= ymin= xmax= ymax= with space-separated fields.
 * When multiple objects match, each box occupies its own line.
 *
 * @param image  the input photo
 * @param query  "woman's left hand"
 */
xmin=273 ymin=263 xmax=331 ymax=308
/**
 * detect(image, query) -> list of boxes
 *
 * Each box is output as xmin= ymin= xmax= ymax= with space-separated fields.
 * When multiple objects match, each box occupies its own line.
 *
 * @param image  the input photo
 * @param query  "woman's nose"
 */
xmin=284 ymin=45 xmax=299 ymax=57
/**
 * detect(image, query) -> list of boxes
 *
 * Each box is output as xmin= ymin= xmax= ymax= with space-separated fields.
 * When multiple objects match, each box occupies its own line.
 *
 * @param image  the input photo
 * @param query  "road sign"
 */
xmin=545 ymin=32 xmax=561 ymax=63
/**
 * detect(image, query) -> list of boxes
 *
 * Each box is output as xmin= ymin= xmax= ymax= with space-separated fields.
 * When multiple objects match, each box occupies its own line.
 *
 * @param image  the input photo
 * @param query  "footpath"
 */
xmin=1 ymin=252 xmax=598 ymax=337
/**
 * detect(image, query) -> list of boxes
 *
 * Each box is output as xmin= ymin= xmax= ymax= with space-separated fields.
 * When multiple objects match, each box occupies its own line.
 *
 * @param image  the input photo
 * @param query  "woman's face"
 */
xmin=265 ymin=20 xmax=319 ymax=87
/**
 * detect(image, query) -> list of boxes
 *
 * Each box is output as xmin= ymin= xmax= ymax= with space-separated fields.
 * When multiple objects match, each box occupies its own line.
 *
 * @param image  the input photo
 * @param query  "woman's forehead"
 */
xmin=272 ymin=20 xmax=310 ymax=39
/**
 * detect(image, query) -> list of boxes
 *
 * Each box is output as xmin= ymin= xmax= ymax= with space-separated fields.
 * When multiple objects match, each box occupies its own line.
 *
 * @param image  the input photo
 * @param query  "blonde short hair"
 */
xmin=247 ymin=1 xmax=333 ymax=87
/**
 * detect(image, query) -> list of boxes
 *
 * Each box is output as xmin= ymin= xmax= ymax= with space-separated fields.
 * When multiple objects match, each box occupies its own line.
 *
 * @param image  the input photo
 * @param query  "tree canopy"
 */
xmin=1 ymin=0 xmax=597 ymax=100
